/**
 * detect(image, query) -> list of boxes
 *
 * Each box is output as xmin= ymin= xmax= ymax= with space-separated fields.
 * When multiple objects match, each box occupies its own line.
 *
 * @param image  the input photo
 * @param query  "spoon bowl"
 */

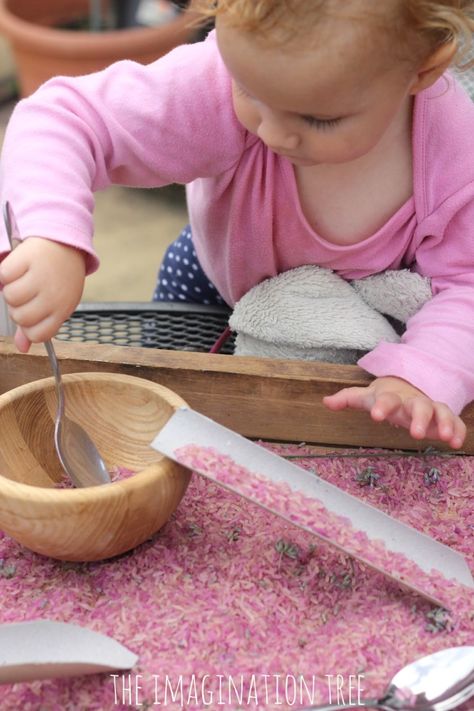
xmin=382 ymin=646 xmax=474 ymax=710
xmin=43 ymin=339 xmax=110 ymax=487
xmin=301 ymin=646 xmax=474 ymax=710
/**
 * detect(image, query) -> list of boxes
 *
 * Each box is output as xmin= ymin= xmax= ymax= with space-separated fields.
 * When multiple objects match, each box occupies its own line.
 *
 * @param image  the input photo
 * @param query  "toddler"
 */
xmin=1 ymin=0 xmax=474 ymax=448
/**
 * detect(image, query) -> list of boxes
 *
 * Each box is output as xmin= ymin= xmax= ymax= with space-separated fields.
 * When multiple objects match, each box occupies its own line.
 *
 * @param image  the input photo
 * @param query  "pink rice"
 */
xmin=55 ymin=465 xmax=136 ymax=488
xmin=0 ymin=443 xmax=473 ymax=710
xmin=175 ymin=444 xmax=471 ymax=611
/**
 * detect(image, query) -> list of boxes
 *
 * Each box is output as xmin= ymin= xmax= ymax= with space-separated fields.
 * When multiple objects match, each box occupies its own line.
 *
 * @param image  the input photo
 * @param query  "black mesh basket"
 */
xmin=56 ymin=302 xmax=234 ymax=354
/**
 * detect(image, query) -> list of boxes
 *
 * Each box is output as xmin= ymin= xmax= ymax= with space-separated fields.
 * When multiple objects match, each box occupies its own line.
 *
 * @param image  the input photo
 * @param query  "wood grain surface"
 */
xmin=0 ymin=371 xmax=191 ymax=561
xmin=1 ymin=338 xmax=472 ymax=453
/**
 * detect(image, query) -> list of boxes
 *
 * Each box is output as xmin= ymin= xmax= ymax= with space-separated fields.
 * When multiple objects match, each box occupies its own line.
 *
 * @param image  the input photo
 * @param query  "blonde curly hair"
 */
xmin=191 ymin=0 xmax=474 ymax=67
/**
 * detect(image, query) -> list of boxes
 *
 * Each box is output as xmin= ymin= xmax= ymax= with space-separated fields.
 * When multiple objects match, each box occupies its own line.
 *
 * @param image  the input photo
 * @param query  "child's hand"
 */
xmin=0 ymin=237 xmax=86 ymax=352
xmin=323 ymin=376 xmax=466 ymax=449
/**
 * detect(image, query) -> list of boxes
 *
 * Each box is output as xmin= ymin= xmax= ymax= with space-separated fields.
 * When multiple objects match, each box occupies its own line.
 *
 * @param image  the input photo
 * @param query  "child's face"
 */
xmin=216 ymin=17 xmax=417 ymax=167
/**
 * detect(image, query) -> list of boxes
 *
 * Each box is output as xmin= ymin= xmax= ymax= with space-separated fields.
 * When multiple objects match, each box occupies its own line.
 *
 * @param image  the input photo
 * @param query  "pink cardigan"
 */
xmin=2 ymin=32 xmax=474 ymax=413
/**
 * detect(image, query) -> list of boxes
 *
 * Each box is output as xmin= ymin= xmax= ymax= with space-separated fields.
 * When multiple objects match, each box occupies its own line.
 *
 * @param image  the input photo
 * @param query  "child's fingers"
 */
xmin=432 ymin=403 xmax=466 ymax=448
xmin=323 ymin=387 xmax=373 ymax=412
xmin=370 ymin=391 xmax=403 ymax=422
xmin=430 ymin=402 xmax=455 ymax=442
xmin=16 ymin=312 xmax=60 ymax=345
xmin=404 ymin=397 xmax=433 ymax=439
xmin=0 ymin=251 xmax=29 ymax=285
xmin=3 ymin=275 xmax=39 ymax=308
xmin=450 ymin=417 xmax=467 ymax=449
xmin=14 ymin=327 xmax=31 ymax=353
xmin=324 ymin=382 xmax=466 ymax=450
xmin=322 ymin=391 xmax=349 ymax=410
xmin=8 ymin=295 xmax=53 ymax=329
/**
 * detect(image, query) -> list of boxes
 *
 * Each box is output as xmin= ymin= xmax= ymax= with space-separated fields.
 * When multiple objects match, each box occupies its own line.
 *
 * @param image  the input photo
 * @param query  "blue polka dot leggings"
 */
xmin=152 ymin=225 xmax=226 ymax=306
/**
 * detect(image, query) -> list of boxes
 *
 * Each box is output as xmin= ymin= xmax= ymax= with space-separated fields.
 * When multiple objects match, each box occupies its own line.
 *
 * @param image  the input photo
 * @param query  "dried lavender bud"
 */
xmin=275 ymin=539 xmax=300 ymax=559
xmin=226 ymin=527 xmax=241 ymax=542
xmin=424 ymin=467 xmax=441 ymax=485
xmin=355 ymin=466 xmax=380 ymax=487
xmin=186 ymin=523 xmax=202 ymax=538
xmin=0 ymin=560 xmax=16 ymax=578
xmin=425 ymin=607 xmax=451 ymax=633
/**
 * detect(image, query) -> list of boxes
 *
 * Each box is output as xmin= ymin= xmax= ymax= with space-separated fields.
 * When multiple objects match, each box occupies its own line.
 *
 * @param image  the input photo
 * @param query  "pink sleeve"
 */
xmin=0 ymin=33 xmax=244 ymax=273
xmin=359 ymin=194 xmax=474 ymax=414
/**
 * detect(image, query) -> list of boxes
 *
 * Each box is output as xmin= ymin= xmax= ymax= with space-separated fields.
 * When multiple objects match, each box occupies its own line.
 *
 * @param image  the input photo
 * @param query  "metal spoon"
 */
xmin=2 ymin=201 xmax=110 ymax=487
xmin=300 ymin=647 xmax=474 ymax=711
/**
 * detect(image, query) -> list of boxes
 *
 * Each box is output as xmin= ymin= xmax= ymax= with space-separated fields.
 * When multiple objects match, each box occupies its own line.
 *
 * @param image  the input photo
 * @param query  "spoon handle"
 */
xmin=3 ymin=204 xmax=66 ymax=422
xmin=44 ymin=339 xmax=66 ymax=421
xmin=1 ymin=202 xmax=23 ymax=336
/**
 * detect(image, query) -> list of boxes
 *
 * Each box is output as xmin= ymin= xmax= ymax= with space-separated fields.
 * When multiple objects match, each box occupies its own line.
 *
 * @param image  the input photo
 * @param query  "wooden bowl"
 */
xmin=0 ymin=372 xmax=191 ymax=561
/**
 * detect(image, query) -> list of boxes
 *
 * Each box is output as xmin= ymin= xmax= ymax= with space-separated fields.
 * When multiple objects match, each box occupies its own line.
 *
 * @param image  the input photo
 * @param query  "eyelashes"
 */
xmin=301 ymin=116 xmax=342 ymax=130
xmin=235 ymin=83 xmax=342 ymax=130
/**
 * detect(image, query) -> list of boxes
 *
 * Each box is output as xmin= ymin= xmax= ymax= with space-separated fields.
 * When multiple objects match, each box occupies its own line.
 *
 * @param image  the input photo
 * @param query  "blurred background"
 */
xmin=0 ymin=0 xmax=201 ymax=303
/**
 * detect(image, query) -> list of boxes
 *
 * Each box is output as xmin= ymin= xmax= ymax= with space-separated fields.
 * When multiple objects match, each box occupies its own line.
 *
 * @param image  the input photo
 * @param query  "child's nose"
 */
xmin=256 ymin=114 xmax=299 ymax=152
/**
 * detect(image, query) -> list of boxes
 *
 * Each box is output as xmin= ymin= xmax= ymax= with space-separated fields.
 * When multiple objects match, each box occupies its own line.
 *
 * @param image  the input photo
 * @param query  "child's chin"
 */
xmin=287 ymin=156 xmax=318 ymax=167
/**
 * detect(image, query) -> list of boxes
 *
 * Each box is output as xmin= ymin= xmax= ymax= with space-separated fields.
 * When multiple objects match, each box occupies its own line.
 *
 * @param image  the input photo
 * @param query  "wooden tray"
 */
xmin=1 ymin=337 xmax=472 ymax=453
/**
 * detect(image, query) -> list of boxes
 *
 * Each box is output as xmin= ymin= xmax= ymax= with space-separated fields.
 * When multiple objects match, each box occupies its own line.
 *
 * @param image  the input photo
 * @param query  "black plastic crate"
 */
xmin=56 ymin=302 xmax=234 ymax=354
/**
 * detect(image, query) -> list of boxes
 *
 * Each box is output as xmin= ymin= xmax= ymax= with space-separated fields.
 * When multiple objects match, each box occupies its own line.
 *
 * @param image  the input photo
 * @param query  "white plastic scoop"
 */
xmin=0 ymin=620 xmax=137 ymax=683
xmin=152 ymin=407 xmax=474 ymax=607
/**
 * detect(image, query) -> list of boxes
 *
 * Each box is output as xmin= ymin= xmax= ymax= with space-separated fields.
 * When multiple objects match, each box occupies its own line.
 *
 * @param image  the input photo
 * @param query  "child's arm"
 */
xmin=0 ymin=34 xmax=244 ymax=346
xmin=323 ymin=80 xmax=474 ymax=449
xmin=324 ymin=272 xmax=474 ymax=449
xmin=324 ymin=204 xmax=474 ymax=447
xmin=323 ymin=376 xmax=466 ymax=449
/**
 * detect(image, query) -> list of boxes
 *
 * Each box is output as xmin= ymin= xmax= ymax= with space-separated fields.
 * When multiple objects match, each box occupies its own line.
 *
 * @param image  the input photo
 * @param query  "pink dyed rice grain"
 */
xmin=55 ymin=465 xmax=135 ymax=488
xmin=0 ymin=442 xmax=472 ymax=710
xmin=174 ymin=444 xmax=471 ymax=611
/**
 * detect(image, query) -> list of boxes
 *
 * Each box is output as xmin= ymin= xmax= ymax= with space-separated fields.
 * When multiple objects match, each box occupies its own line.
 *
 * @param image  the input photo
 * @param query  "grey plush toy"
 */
xmin=229 ymin=266 xmax=432 ymax=364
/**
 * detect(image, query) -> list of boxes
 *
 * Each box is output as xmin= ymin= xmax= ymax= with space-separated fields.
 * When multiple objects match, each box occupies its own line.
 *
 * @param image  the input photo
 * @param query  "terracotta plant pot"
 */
xmin=0 ymin=0 xmax=197 ymax=96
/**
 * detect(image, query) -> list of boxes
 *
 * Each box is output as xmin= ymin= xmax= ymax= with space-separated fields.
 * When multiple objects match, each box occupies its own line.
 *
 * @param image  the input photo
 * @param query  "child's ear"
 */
xmin=410 ymin=38 xmax=457 ymax=94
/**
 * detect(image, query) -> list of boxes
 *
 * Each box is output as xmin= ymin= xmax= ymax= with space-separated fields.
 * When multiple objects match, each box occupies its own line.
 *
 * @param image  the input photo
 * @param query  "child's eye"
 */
xmin=302 ymin=116 xmax=342 ymax=130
